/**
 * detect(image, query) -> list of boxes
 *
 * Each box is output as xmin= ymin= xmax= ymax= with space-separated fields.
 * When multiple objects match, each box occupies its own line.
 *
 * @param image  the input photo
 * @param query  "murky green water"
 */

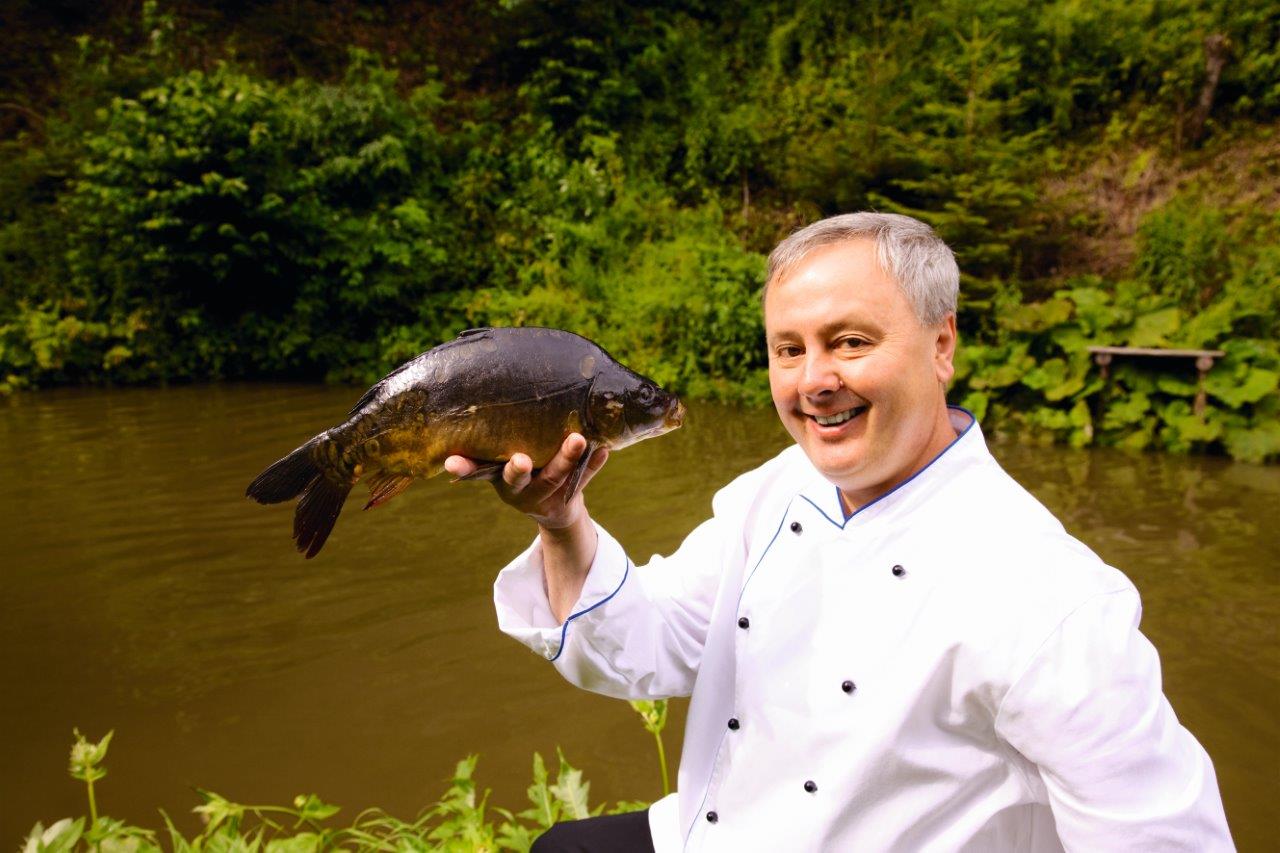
xmin=1 ymin=386 xmax=1276 ymax=850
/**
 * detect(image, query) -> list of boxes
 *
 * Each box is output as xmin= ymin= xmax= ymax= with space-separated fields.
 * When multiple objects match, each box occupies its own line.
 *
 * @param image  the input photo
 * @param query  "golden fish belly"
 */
xmin=354 ymin=406 xmax=576 ymax=479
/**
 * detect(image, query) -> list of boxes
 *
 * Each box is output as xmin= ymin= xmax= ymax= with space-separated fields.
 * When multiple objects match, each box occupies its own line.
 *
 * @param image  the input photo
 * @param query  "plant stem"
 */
xmin=652 ymin=730 xmax=670 ymax=797
xmin=87 ymin=775 xmax=100 ymax=852
xmin=87 ymin=775 xmax=99 ymax=824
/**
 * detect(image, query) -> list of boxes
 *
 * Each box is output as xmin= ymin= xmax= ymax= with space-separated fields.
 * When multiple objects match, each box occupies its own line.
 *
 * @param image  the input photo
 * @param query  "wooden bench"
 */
xmin=1087 ymin=346 xmax=1225 ymax=416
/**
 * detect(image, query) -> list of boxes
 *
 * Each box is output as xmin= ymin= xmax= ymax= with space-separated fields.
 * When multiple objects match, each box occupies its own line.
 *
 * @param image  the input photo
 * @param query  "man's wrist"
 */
xmin=539 ymin=512 xmax=597 ymax=624
xmin=537 ymin=507 xmax=591 ymax=540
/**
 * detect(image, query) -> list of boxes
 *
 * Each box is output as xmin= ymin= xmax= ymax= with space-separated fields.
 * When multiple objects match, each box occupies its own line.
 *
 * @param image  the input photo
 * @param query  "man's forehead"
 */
xmin=769 ymin=239 xmax=894 ymax=292
xmin=764 ymin=257 xmax=904 ymax=333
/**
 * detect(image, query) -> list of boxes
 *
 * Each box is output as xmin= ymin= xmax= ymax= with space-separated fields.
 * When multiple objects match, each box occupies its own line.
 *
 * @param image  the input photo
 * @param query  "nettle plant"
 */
xmin=25 ymin=703 xmax=667 ymax=853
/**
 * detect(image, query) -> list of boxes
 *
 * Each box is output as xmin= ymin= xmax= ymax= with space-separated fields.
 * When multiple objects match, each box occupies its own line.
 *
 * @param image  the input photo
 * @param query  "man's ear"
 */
xmin=934 ymin=314 xmax=957 ymax=386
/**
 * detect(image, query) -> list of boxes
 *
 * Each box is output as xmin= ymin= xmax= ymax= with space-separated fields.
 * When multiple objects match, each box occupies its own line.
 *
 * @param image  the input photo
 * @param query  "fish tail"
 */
xmin=292 ymin=475 xmax=353 ymax=559
xmin=246 ymin=438 xmax=325 ymax=504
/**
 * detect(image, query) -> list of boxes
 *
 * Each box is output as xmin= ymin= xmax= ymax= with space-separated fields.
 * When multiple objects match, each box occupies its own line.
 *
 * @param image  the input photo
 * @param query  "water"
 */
xmin=1 ymin=386 xmax=1275 ymax=850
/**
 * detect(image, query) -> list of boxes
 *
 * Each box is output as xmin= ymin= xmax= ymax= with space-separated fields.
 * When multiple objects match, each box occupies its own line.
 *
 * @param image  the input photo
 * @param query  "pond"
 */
xmin=1 ymin=385 xmax=1275 ymax=850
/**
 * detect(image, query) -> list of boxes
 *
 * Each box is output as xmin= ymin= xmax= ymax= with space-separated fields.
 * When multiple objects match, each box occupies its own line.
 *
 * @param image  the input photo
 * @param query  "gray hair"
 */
xmin=764 ymin=212 xmax=959 ymax=325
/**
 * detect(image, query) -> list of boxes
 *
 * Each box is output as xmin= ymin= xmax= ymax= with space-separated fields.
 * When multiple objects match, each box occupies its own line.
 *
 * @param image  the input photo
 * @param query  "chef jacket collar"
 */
xmin=796 ymin=405 xmax=982 ymax=531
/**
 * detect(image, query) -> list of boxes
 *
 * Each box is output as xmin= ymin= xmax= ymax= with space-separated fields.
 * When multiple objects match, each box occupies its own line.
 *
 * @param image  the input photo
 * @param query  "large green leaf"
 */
xmin=1158 ymin=401 xmax=1222 ymax=450
xmin=1021 ymin=356 xmax=1089 ymax=401
xmin=1206 ymin=367 xmax=1279 ymax=407
xmin=960 ymin=390 xmax=989 ymax=421
xmin=1003 ymin=297 xmax=1073 ymax=333
xmin=1155 ymin=374 xmax=1198 ymax=397
xmin=1101 ymin=391 xmax=1151 ymax=429
xmin=264 ymin=834 xmax=319 ymax=853
xmin=1223 ymin=420 xmax=1280 ymax=464
xmin=1125 ymin=307 xmax=1182 ymax=347
xmin=550 ymin=764 xmax=591 ymax=822
xmin=23 ymin=819 xmax=84 ymax=853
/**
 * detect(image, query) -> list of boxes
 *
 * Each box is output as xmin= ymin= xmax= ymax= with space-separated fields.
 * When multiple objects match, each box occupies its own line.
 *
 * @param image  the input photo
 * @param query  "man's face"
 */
xmin=764 ymin=239 xmax=958 ymax=508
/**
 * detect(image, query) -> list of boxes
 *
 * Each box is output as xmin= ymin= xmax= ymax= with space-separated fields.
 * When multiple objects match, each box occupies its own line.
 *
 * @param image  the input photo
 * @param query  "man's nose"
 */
xmin=798 ymin=352 xmax=841 ymax=397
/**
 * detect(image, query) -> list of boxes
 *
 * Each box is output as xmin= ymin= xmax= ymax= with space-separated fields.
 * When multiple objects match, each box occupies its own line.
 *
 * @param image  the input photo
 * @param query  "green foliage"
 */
xmin=32 ymin=731 xmax=655 ymax=853
xmin=953 ymin=204 xmax=1280 ymax=462
xmin=1135 ymin=202 xmax=1230 ymax=308
xmin=458 ymin=142 xmax=768 ymax=401
xmin=1 ymin=0 xmax=1276 ymax=461
xmin=46 ymin=54 xmax=458 ymax=382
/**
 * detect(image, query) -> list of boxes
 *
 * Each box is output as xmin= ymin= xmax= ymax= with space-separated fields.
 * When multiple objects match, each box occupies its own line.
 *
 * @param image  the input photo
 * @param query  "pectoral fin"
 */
xmin=363 ymin=472 xmax=414 ymax=509
xmin=563 ymin=441 xmax=599 ymax=504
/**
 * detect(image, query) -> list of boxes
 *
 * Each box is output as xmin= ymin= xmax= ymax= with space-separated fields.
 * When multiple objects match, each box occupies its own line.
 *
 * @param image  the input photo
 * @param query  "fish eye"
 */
xmin=637 ymin=386 xmax=654 ymax=404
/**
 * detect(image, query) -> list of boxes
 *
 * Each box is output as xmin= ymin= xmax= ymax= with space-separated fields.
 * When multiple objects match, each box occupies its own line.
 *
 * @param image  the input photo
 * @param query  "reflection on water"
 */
xmin=1 ymin=387 xmax=1275 ymax=849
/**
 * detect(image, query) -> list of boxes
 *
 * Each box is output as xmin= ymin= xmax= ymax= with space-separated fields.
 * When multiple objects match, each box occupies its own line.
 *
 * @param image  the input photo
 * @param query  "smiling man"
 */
xmin=763 ymin=231 xmax=959 ymax=513
xmin=454 ymin=213 xmax=1233 ymax=852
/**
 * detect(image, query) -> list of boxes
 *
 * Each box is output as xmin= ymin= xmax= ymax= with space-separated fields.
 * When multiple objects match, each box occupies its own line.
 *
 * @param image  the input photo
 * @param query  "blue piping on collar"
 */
xmin=801 ymin=405 xmax=977 ymax=530
xmin=548 ymin=557 xmax=630 ymax=663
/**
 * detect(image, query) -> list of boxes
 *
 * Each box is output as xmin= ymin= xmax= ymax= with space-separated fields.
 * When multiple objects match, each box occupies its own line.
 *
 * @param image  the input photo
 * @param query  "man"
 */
xmin=446 ymin=213 xmax=1233 ymax=851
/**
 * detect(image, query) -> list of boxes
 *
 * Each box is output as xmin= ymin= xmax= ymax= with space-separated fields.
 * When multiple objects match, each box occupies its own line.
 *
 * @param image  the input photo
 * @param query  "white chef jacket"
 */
xmin=494 ymin=409 xmax=1233 ymax=851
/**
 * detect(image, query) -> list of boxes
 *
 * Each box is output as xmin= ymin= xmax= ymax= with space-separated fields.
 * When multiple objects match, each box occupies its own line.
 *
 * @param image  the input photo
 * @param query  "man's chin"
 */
xmin=802 ymin=444 xmax=869 ymax=485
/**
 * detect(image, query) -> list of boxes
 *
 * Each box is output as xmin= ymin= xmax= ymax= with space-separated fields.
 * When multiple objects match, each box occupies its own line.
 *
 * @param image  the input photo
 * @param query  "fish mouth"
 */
xmin=665 ymin=399 xmax=686 ymax=429
xmin=622 ymin=399 xmax=685 ymax=446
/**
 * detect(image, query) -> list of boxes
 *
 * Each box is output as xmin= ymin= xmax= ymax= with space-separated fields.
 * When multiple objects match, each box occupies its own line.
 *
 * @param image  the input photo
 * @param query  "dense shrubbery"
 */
xmin=0 ymin=0 xmax=1276 ymax=459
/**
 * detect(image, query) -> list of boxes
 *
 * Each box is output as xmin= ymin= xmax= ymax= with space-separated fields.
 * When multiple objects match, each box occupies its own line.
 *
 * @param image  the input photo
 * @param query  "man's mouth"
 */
xmin=808 ymin=405 xmax=867 ymax=426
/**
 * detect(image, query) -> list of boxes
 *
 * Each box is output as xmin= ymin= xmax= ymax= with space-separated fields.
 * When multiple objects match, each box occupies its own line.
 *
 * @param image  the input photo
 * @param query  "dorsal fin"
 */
xmin=457 ymin=327 xmax=493 ymax=338
xmin=347 ymin=360 xmax=419 ymax=416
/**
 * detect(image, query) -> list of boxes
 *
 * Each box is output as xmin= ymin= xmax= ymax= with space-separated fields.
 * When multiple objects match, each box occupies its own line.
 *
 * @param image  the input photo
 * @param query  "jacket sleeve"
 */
xmin=493 ymin=478 xmax=757 ymax=700
xmin=994 ymin=588 xmax=1234 ymax=851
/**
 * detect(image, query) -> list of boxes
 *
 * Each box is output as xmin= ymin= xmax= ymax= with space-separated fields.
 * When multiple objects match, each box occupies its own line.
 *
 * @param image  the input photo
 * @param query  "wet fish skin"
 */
xmin=246 ymin=327 xmax=685 ymax=558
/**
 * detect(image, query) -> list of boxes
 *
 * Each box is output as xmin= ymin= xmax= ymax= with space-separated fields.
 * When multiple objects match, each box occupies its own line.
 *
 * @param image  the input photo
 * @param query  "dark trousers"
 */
xmin=530 ymin=808 xmax=655 ymax=853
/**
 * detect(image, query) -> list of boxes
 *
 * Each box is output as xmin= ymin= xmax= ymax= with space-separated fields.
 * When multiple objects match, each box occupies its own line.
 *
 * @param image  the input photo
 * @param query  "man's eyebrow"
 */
xmin=769 ymin=317 xmax=882 ymax=341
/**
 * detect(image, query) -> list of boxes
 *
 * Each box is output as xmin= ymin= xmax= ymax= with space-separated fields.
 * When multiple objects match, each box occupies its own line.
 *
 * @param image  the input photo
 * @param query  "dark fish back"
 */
xmin=371 ymin=327 xmax=607 ymax=420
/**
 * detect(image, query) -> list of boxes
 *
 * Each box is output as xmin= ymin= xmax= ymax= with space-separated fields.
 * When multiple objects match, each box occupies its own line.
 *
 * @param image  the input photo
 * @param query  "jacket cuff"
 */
xmin=493 ymin=521 xmax=629 ymax=661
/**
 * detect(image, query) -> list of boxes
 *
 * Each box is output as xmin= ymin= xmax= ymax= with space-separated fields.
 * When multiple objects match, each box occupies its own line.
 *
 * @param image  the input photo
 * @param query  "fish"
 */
xmin=245 ymin=326 xmax=686 ymax=558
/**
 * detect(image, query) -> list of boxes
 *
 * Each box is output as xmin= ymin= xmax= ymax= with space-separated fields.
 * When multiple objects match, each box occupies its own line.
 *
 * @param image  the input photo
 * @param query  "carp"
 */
xmin=246 ymin=327 xmax=685 ymax=558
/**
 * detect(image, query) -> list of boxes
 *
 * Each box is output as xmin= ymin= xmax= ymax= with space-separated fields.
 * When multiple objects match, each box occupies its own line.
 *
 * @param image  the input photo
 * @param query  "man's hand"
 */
xmin=444 ymin=434 xmax=609 ymax=623
xmin=443 ymin=433 xmax=609 ymax=529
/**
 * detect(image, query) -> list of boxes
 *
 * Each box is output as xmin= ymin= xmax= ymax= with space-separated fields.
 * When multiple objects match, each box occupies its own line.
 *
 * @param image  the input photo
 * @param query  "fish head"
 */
xmin=589 ymin=370 xmax=685 ymax=449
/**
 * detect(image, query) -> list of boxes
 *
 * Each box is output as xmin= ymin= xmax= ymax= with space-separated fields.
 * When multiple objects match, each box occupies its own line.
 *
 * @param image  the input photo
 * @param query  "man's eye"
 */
xmin=775 ymin=346 xmax=802 ymax=359
xmin=839 ymin=338 xmax=867 ymax=350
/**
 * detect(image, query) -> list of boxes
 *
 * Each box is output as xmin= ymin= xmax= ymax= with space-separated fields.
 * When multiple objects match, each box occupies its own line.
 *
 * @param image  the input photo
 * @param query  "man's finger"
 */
xmin=502 ymin=453 xmax=534 ymax=493
xmin=536 ymin=433 xmax=588 ymax=489
xmin=444 ymin=455 xmax=476 ymax=479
